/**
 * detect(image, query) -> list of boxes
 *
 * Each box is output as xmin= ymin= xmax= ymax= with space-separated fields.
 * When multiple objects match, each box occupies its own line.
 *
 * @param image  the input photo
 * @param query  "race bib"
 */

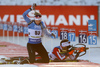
xmin=28 ymin=29 xmax=42 ymax=39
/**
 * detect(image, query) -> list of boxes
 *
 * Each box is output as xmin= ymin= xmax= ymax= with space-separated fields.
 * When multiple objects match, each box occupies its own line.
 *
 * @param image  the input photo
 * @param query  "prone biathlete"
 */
xmin=48 ymin=39 xmax=84 ymax=61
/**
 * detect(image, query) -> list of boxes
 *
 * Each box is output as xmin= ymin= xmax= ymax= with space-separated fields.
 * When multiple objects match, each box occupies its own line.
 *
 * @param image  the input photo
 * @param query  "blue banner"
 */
xmin=68 ymin=33 xmax=75 ymax=41
xmin=7 ymin=24 xmax=13 ymax=31
xmin=13 ymin=25 xmax=18 ymax=32
xmin=23 ymin=27 xmax=28 ymax=34
xmin=88 ymin=35 xmax=97 ymax=45
xmin=0 ymin=23 xmax=3 ymax=29
xmin=51 ymin=30 xmax=58 ymax=38
xmin=88 ymin=20 xmax=97 ymax=31
xmin=3 ymin=24 xmax=7 ymax=30
xmin=17 ymin=26 xmax=23 ymax=33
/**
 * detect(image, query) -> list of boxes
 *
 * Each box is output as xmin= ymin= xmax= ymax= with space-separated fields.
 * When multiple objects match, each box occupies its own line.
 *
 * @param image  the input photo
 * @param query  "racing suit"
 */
xmin=49 ymin=46 xmax=75 ymax=61
xmin=23 ymin=9 xmax=52 ymax=63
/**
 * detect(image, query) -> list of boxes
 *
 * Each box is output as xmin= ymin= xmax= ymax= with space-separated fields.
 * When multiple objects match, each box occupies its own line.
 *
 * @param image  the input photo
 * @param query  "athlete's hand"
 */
xmin=51 ymin=33 xmax=56 ymax=38
xmin=65 ymin=53 xmax=70 ymax=56
xmin=31 ymin=3 xmax=37 ymax=10
xmin=68 ymin=50 xmax=74 ymax=55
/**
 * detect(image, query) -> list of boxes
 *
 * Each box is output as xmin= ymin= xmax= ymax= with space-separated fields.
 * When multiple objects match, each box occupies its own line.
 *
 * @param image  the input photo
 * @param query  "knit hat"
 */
xmin=60 ymin=39 xmax=70 ymax=46
xmin=34 ymin=12 xmax=41 ymax=17
xmin=34 ymin=12 xmax=42 ymax=20
xmin=60 ymin=39 xmax=70 ymax=51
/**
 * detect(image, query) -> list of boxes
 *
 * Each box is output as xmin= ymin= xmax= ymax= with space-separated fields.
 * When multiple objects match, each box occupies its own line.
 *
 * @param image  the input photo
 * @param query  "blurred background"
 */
xmin=0 ymin=0 xmax=100 ymax=6
xmin=0 ymin=0 xmax=99 ymax=48
xmin=0 ymin=0 xmax=100 ymax=64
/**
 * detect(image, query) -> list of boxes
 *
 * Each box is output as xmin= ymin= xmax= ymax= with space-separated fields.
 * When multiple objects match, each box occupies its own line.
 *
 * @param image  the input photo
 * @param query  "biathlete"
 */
xmin=48 ymin=39 xmax=84 ymax=61
xmin=22 ymin=4 xmax=55 ymax=63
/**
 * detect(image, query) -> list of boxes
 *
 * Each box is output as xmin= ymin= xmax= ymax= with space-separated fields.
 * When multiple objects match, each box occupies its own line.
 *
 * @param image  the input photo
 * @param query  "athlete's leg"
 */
xmin=27 ymin=43 xmax=35 ymax=63
xmin=35 ymin=43 xmax=49 ymax=63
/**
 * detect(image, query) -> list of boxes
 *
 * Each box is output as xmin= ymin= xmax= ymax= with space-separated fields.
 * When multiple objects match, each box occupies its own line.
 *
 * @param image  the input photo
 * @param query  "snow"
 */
xmin=0 ymin=55 xmax=8 ymax=59
xmin=0 ymin=36 xmax=100 ymax=65
xmin=0 ymin=55 xmax=38 ymax=67
xmin=0 ymin=64 xmax=38 ymax=67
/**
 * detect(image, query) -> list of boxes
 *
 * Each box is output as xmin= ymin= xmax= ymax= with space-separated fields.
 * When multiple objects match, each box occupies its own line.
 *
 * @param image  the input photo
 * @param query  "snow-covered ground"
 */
xmin=0 ymin=36 xmax=100 ymax=65
xmin=0 ymin=64 xmax=38 ymax=67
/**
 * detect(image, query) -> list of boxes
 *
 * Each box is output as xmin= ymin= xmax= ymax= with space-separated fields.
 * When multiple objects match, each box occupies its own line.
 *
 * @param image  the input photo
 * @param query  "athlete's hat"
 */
xmin=34 ymin=12 xmax=41 ymax=17
xmin=34 ymin=12 xmax=42 ymax=20
xmin=60 ymin=39 xmax=70 ymax=47
xmin=60 ymin=39 xmax=70 ymax=51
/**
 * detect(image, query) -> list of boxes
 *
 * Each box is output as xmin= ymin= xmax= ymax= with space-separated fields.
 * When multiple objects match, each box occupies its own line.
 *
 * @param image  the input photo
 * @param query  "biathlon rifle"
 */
xmin=60 ymin=43 xmax=89 ymax=59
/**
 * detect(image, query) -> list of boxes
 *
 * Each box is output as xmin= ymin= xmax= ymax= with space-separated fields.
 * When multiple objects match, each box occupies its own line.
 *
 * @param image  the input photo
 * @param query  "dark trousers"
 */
xmin=27 ymin=43 xmax=49 ymax=63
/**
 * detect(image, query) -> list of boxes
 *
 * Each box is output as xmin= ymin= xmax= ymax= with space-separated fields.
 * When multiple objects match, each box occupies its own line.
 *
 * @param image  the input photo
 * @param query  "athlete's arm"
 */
xmin=41 ymin=22 xmax=55 ymax=37
xmin=53 ymin=48 xmax=67 ymax=60
xmin=22 ymin=9 xmax=31 ymax=23
xmin=41 ymin=21 xmax=52 ymax=36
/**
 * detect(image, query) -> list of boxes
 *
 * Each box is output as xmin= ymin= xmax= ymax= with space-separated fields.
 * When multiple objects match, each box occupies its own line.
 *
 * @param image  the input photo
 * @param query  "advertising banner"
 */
xmin=0 ymin=6 xmax=98 ymax=36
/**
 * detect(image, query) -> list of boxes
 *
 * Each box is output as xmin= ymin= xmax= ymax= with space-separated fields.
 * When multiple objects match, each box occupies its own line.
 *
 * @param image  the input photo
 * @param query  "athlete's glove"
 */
xmin=65 ymin=53 xmax=70 ymax=56
xmin=51 ymin=33 xmax=56 ymax=38
xmin=30 ymin=3 xmax=37 ymax=10
xmin=68 ymin=50 xmax=74 ymax=55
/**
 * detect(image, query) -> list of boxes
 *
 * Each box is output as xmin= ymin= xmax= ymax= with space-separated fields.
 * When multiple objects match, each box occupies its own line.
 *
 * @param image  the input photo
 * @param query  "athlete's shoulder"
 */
xmin=55 ymin=46 xmax=60 ymax=49
xmin=53 ymin=46 xmax=60 ymax=51
xmin=28 ymin=20 xmax=35 ymax=25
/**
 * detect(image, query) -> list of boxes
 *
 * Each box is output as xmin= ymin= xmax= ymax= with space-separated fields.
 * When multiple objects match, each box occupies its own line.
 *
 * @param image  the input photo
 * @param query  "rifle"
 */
xmin=60 ymin=43 xmax=89 ymax=60
xmin=0 ymin=44 xmax=89 ymax=64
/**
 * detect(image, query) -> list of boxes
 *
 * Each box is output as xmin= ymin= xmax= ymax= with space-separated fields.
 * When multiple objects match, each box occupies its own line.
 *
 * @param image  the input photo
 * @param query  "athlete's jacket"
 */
xmin=23 ymin=9 xmax=52 ymax=44
xmin=49 ymin=46 xmax=67 ymax=60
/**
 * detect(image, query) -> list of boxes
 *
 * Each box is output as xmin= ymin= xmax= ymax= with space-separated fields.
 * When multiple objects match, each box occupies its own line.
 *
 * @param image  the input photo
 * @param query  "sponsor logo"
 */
xmin=88 ymin=20 xmax=97 ymax=31
xmin=0 ymin=14 xmax=95 ymax=26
